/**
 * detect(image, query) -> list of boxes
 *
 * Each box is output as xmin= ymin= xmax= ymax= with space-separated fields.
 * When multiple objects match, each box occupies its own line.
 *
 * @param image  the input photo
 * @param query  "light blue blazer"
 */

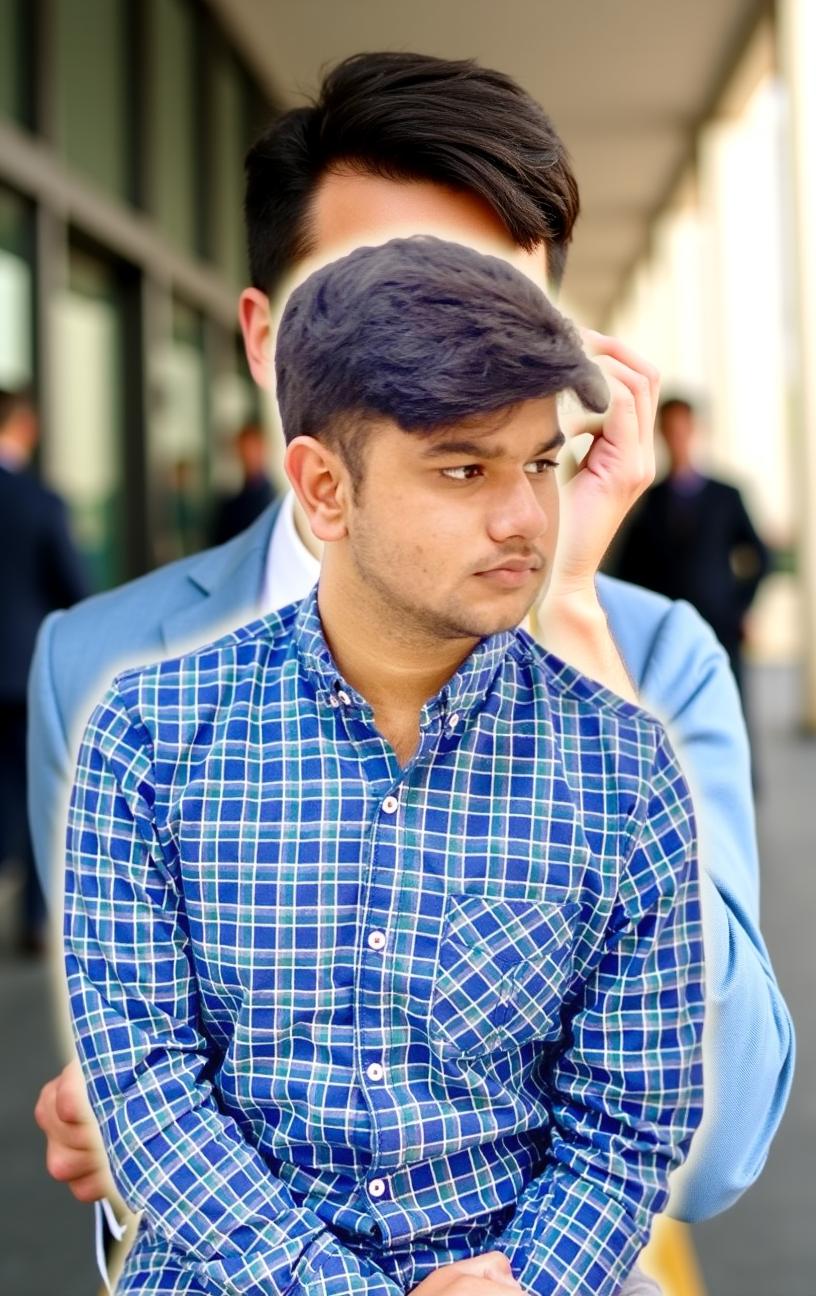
xmin=27 ymin=497 xmax=794 ymax=1224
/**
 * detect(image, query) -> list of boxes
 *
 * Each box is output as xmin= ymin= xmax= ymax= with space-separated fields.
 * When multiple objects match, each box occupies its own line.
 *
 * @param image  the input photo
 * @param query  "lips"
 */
xmin=481 ymin=559 xmax=538 ymax=574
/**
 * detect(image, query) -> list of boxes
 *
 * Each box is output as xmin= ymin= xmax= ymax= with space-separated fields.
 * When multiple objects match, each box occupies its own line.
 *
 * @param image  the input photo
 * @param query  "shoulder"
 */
xmin=510 ymin=627 xmax=668 ymax=779
xmin=596 ymin=573 xmax=724 ymax=705
xmin=110 ymin=601 xmax=300 ymax=738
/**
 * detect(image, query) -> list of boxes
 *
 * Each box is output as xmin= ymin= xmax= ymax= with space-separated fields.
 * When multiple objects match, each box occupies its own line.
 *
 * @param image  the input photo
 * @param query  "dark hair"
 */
xmin=275 ymin=236 xmax=607 ymax=485
xmin=659 ymin=396 xmax=695 ymax=420
xmin=245 ymin=52 xmax=580 ymax=297
xmin=0 ymin=387 xmax=32 ymax=429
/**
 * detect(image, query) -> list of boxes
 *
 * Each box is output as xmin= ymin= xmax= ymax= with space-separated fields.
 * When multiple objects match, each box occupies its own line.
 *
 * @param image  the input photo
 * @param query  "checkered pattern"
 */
xmin=64 ymin=586 xmax=704 ymax=1296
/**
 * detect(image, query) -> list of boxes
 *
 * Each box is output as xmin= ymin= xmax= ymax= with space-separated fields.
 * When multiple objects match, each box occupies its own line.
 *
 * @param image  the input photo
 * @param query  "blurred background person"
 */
xmin=0 ymin=388 xmax=87 ymax=953
xmin=614 ymin=395 xmax=770 ymax=701
xmin=209 ymin=421 xmax=276 ymax=545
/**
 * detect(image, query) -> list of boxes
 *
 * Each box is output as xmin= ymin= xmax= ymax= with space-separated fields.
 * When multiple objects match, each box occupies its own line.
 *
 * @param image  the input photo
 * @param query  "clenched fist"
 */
xmin=34 ymin=1058 xmax=114 ymax=1203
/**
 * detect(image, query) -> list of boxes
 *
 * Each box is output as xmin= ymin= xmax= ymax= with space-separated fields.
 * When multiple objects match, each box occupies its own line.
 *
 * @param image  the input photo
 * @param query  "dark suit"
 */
xmin=0 ymin=461 xmax=86 ymax=939
xmin=210 ymin=474 xmax=276 ymax=547
xmin=614 ymin=474 xmax=769 ymax=692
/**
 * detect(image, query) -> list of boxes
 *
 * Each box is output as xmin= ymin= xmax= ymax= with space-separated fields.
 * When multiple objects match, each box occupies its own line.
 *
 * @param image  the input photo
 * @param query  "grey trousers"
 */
xmin=621 ymin=1263 xmax=662 ymax=1295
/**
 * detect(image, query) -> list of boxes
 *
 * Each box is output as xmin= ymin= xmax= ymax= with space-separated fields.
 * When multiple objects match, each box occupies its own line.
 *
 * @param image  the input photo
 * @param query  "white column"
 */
xmin=778 ymin=0 xmax=816 ymax=727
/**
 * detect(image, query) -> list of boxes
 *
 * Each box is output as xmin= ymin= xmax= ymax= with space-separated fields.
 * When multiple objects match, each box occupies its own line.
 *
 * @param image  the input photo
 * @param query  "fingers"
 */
xmin=34 ymin=1061 xmax=110 ymax=1202
xmin=452 ymin=1253 xmax=521 ymax=1289
xmin=581 ymin=329 xmax=660 ymax=410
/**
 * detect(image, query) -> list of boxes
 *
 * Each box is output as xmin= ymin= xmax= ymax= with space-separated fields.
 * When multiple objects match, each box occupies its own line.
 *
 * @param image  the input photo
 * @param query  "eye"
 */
xmin=525 ymin=458 xmax=560 ymax=476
xmin=441 ymin=464 xmax=483 ymax=481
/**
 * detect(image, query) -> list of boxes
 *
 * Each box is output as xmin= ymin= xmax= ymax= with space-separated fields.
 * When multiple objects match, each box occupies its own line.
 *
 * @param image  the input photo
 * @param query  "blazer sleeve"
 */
xmin=634 ymin=596 xmax=794 ymax=1220
xmin=27 ymin=609 xmax=74 ymax=905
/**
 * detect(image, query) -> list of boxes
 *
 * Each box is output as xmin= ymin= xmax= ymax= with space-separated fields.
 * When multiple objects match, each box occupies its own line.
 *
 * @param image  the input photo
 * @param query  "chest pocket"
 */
xmin=428 ymin=892 xmax=579 ymax=1060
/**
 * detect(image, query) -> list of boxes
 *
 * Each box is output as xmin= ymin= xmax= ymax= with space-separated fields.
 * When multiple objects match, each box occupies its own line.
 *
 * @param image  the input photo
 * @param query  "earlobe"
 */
xmin=238 ymin=288 xmax=274 ymax=389
xmin=285 ymin=437 xmax=349 ymax=544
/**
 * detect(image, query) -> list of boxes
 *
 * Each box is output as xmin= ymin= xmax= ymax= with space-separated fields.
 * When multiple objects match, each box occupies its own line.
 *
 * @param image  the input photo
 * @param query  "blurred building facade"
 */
xmin=0 ymin=0 xmax=268 ymax=589
xmin=4 ymin=0 xmax=816 ymax=724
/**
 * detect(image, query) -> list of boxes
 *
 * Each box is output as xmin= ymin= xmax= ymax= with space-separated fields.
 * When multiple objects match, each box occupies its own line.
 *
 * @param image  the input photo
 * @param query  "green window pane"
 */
xmin=0 ymin=186 xmax=33 ymax=388
xmin=49 ymin=248 xmax=127 ymax=590
xmin=150 ymin=0 xmax=200 ymax=255
xmin=0 ymin=0 xmax=32 ymax=126
xmin=148 ymin=299 xmax=209 ymax=564
xmin=211 ymin=45 xmax=248 ymax=287
xmin=54 ymin=0 xmax=132 ymax=201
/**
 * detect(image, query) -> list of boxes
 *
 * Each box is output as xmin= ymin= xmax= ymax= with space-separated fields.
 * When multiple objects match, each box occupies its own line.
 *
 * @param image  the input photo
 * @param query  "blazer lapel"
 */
xmin=160 ymin=500 xmax=282 ymax=656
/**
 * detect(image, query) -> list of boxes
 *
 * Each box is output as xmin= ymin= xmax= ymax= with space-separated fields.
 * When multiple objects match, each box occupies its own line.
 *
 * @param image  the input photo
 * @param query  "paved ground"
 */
xmin=0 ymin=664 xmax=812 ymax=1295
xmin=691 ymin=665 xmax=815 ymax=1294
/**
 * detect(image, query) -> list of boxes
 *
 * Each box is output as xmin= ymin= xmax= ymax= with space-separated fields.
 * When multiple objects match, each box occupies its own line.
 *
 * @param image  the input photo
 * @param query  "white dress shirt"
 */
xmin=263 ymin=490 xmax=320 ymax=611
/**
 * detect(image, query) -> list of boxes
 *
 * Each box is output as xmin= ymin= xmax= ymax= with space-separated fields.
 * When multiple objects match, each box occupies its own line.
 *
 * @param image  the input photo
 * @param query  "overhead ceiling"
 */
xmin=210 ymin=0 xmax=767 ymax=326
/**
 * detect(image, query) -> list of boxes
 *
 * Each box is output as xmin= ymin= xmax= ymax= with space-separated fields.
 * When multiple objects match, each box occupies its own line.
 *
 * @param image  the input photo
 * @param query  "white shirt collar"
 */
xmin=263 ymin=491 xmax=320 ymax=612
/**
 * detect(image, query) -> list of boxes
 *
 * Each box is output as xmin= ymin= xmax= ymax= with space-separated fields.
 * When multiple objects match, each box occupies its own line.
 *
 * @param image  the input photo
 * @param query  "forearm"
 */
xmin=534 ymin=587 xmax=638 ymax=704
xmin=68 ymin=954 xmax=402 ymax=1296
xmin=667 ymin=875 xmax=795 ymax=1221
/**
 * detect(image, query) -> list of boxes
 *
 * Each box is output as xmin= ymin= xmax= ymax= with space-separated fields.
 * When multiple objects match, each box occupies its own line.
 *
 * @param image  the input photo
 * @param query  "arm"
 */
xmin=491 ymin=732 xmax=705 ymax=1296
xmin=637 ymin=598 xmax=794 ymax=1220
xmin=65 ymin=682 xmax=403 ymax=1296
xmin=27 ymin=610 xmax=72 ymax=903
xmin=536 ymin=331 xmax=660 ymax=705
xmin=729 ymin=489 xmax=770 ymax=615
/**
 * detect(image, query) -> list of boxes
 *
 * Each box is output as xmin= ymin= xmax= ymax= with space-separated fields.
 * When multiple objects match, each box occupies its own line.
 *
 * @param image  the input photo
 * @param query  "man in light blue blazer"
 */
xmin=31 ymin=48 xmax=792 ymax=1256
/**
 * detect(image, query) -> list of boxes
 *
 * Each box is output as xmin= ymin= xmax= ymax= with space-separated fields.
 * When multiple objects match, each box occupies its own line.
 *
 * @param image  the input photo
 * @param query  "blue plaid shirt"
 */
xmin=65 ymin=587 xmax=704 ymax=1296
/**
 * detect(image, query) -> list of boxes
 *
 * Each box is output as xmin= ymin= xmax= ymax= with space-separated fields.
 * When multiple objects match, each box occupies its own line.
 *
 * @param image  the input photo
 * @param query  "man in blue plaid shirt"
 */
xmin=64 ymin=237 xmax=704 ymax=1296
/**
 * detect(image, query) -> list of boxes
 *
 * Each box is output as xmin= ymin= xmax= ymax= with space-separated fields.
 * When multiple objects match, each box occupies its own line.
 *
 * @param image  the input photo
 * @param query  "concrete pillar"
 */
xmin=778 ymin=0 xmax=816 ymax=727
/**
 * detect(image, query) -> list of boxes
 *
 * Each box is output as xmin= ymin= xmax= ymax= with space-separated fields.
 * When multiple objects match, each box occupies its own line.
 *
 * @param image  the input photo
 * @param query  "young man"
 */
xmin=615 ymin=397 xmax=769 ymax=700
xmin=64 ymin=236 xmax=704 ymax=1296
xmin=33 ymin=50 xmax=790 ymax=1238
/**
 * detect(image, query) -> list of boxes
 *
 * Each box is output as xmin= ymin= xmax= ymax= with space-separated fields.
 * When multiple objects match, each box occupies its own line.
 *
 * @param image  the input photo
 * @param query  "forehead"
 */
xmin=308 ymin=167 xmax=548 ymax=286
xmin=371 ymin=397 xmax=560 ymax=457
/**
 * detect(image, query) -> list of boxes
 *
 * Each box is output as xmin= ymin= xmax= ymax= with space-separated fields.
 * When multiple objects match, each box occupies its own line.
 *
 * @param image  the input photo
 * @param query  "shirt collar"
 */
xmin=292 ymin=584 xmax=515 ymax=725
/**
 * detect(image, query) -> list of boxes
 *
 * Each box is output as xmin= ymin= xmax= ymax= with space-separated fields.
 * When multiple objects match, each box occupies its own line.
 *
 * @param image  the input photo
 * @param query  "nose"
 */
xmin=485 ymin=473 xmax=551 ymax=546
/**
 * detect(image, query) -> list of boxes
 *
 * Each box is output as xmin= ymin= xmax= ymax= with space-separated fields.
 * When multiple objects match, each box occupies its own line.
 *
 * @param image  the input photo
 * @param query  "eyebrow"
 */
xmin=421 ymin=429 xmax=566 ymax=460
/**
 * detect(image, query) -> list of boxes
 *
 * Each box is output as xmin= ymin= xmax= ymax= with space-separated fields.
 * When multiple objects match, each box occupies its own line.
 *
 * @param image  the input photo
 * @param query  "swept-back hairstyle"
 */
xmin=275 ymin=235 xmax=607 ymax=483
xmin=245 ymin=52 xmax=580 ymax=296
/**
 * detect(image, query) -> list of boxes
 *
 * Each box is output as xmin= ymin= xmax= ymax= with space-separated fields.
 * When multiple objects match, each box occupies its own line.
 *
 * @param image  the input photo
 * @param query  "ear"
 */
xmin=285 ymin=436 xmax=351 ymax=544
xmin=239 ymin=288 xmax=273 ymax=389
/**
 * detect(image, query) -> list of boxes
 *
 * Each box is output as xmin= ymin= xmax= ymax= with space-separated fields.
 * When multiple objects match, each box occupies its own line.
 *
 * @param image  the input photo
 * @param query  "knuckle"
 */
xmin=46 ymin=1148 xmax=70 ymax=1182
xmin=72 ymin=1177 xmax=102 ymax=1204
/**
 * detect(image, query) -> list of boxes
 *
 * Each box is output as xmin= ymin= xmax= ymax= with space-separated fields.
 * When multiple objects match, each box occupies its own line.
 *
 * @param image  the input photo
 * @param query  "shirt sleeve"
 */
xmin=490 ymin=728 xmax=705 ymax=1296
xmin=638 ymin=598 xmax=794 ymax=1219
xmin=64 ymin=682 xmax=403 ymax=1296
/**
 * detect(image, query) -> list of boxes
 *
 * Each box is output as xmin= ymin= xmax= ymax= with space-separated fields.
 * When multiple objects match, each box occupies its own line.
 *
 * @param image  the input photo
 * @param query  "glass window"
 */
xmin=147 ymin=299 xmax=209 ymax=565
xmin=150 ymin=0 xmax=201 ymax=255
xmin=53 ymin=0 xmax=133 ymax=201
xmin=0 ymin=0 xmax=34 ymax=127
xmin=48 ymin=246 xmax=127 ymax=590
xmin=210 ymin=44 xmax=247 ymax=287
xmin=0 ymin=186 xmax=34 ymax=389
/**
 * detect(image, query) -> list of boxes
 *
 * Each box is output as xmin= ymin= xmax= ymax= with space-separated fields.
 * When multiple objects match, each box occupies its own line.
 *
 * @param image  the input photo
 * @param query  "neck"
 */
xmin=316 ymin=550 xmax=478 ymax=720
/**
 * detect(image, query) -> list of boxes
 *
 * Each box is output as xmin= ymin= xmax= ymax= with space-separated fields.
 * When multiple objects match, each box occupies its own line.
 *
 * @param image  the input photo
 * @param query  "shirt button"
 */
xmin=336 ymin=689 xmax=351 ymax=706
xmin=448 ymin=713 xmax=460 ymax=730
xmin=367 ymin=929 xmax=386 ymax=951
xmin=382 ymin=795 xmax=399 ymax=814
xmin=328 ymin=694 xmax=340 ymax=708
xmin=366 ymin=1062 xmax=384 ymax=1081
xmin=368 ymin=1177 xmax=387 ymax=1198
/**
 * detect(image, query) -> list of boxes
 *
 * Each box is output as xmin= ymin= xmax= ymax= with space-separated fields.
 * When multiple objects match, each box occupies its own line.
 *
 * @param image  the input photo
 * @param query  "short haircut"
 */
xmin=659 ymin=396 xmax=695 ymax=420
xmin=0 ymin=387 xmax=32 ymax=429
xmin=245 ymin=51 xmax=580 ymax=297
xmin=275 ymin=236 xmax=607 ymax=484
